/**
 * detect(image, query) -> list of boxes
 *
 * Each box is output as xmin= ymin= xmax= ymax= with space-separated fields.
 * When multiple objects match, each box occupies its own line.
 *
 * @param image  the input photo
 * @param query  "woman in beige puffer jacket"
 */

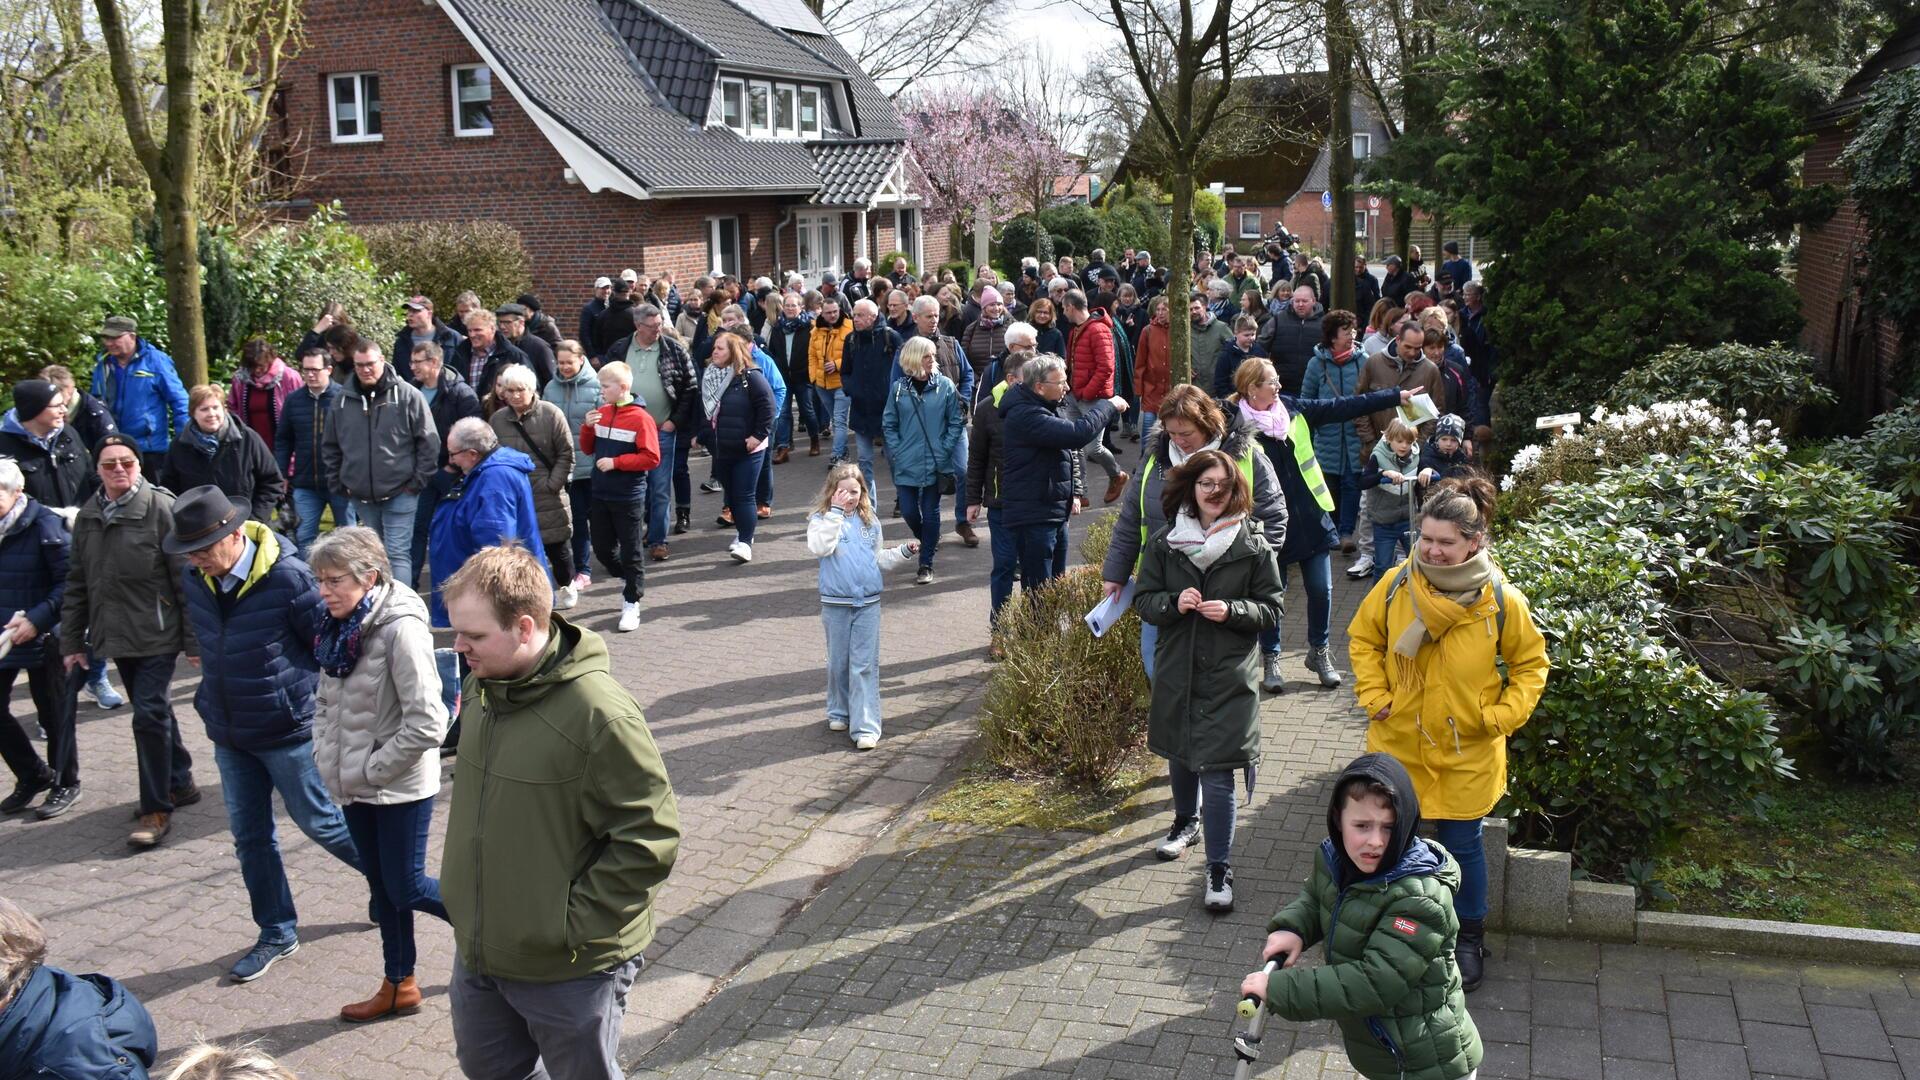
xmin=488 ymin=363 xmax=577 ymax=600
xmin=308 ymin=526 xmax=451 ymax=1024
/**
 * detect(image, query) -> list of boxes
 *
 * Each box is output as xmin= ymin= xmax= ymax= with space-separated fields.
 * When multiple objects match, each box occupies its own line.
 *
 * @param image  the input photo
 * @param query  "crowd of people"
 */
xmin=0 ymin=244 xmax=1534 ymax=1080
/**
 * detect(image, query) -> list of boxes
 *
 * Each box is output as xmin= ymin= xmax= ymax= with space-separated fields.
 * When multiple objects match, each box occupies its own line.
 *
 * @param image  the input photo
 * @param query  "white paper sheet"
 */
xmin=1083 ymin=580 xmax=1136 ymax=638
xmin=1398 ymin=392 xmax=1440 ymax=425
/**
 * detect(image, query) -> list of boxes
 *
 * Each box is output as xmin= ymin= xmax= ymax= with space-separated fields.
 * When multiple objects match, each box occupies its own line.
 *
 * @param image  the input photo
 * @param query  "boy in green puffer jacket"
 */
xmin=1242 ymin=752 xmax=1482 ymax=1080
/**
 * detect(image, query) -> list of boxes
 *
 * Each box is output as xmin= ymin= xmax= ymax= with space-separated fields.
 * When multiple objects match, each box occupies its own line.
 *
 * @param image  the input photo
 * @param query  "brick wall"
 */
xmin=1798 ymin=123 xmax=1905 ymax=420
xmin=1267 ymin=196 xmax=1403 ymax=262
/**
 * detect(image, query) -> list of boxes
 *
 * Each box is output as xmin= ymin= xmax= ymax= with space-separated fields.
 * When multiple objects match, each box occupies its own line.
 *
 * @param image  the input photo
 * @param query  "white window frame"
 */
xmin=708 ymin=216 xmax=742 ymax=277
xmin=1354 ymin=210 xmax=1369 ymax=237
xmin=451 ymin=64 xmax=494 ymax=137
xmin=748 ymin=81 xmax=772 ymax=137
xmin=327 ymin=72 xmax=382 ymax=144
xmin=1237 ymin=211 xmax=1262 ymax=239
xmin=795 ymin=212 xmax=841 ymax=281
xmin=799 ymin=86 xmax=822 ymax=139
xmin=1352 ymin=133 xmax=1372 ymax=160
xmin=774 ymin=83 xmax=798 ymax=138
xmin=716 ymin=77 xmax=746 ymax=133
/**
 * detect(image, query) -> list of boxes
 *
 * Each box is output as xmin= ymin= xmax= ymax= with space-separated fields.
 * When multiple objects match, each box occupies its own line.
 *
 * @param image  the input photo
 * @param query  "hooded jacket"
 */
xmin=1100 ymin=420 xmax=1288 ymax=584
xmin=1301 ymin=344 xmax=1367 ymax=474
xmin=1348 ymin=557 xmax=1550 ymax=820
xmin=322 ymin=365 xmax=440 ymax=503
xmin=806 ymin=315 xmax=853 ymax=392
xmin=162 ymin=416 xmax=284 ymax=523
xmin=65 ymin=391 xmax=118 ymax=456
xmin=312 ymin=581 xmax=449 ymax=806
xmin=275 ymin=382 xmax=344 ymax=490
xmin=427 ymin=446 xmax=550 ymax=626
xmin=0 ymin=411 xmax=92 ymax=508
xmin=181 ymin=521 xmax=324 ymax=751
xmin=997 ymin=382 xmax=1114 ymax=529
xmin=1132 ymin=517 xmax=1284 ymax=773
xmin=90 ymin=338 xmax=189 ymax=454
xmin=440 ymin=616 xmax=680 ymax=983
xmin=491 ymin=401 xmax=576 ymax=544
xmin=541 ymin=364 xmax=603 ymax=482
xmin=1262 ymin=753 xmax=1482 ymax=1080
xmin=1257 ymin=302 xmax=1326 ymax=395
xmin=62 ymin=482 xmax=198 ymax=661
xmin=0 ymin=498 xmax=68 ymax=671
xmin=0 ymin=965 xmax=158 ymax=1080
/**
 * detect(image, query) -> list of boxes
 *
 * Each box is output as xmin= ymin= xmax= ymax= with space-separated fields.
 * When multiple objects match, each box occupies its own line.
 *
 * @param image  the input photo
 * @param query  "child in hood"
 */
xmin=1241 ymin=753 xmax=1482 ymax=1080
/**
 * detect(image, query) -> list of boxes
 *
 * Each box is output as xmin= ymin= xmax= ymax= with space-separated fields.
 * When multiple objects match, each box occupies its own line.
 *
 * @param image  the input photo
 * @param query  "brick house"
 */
xmin=1796 ymin=18 xmax=1919 ymax=423
xmin=278 ymin=0 xmax=949 ymax=309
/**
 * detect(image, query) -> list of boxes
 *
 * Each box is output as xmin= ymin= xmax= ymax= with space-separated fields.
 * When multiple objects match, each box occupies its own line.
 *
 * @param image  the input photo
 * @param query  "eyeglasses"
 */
xmin=316 ymin=573 xmax=358 ymax=589
xmin=1196 ymin=478 xmax=1232 ymax=492
xmin=1042 ymin=378 xmax=1069 ymax=387
xmin=99 ymin=459 xmax=138 ymax=471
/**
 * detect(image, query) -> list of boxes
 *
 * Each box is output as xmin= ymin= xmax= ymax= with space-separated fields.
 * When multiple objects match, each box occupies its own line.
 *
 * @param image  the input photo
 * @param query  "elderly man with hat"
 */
xmin=0 ymin=379 xmax=92 ymax=512
xmin=392 ymin=296 xmax=464 ymax=387
xmin=89 ymin=315 xmax=189 ymax=481
xmin=493 ymin=303 xmax=556 ymax=392
xmin=167 ymin=484 xmax=362 ymax=983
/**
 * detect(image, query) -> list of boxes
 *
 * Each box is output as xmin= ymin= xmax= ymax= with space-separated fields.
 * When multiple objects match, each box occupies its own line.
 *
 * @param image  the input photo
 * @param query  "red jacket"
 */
xmin=579 ymin=399 xmax=661 ymax=500
xmin=1066 ymin=309 xmax=1116 ymax=400
xmin=1135 ymin=321 xmax=1172 ymax=411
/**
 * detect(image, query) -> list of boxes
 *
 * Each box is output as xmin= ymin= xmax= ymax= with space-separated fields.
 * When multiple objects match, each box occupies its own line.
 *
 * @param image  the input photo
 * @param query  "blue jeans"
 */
xmin=1373 ymin=519 xmax=1411 ymax=580
xmin=896 ymin=484 xmax=940 ymax=569
xmin=718 ymin=453 xmax=761 ymax=544
xmin=359 ymin=490 xmax=423 ymax=590
xmin=822 ymin=602 xmax=881 ymax=740
xmin=343 ymin=798 xmax=448 ymax=981
xmin=1168 ymin=761 xmax=1237 ymax=866
xmin=1139 ymin=410 xmax=1157 ymax=441
xmin=213 ymin=741 xmax=362 ymax=946
xmin=290 ymin=487 xmax=355 ymax=558
xmin=646 ymin=428 xmax=676 ymax=548
xmin=987 ymin=507 xmax=1017 ymax=627
xmin=567 ymin=477 xmax=593 ymax=574
xmin=1011 ymin=523 xmax=1063 ymax=597
xmin=1434 ymin=818 xmax=1488 ymax=920
xmin=1263 ymin=550 xmax=1333 ymax=654
xmin=825 ymin=389 xmax=850 ymax=460
xmin=852 ymin=431 xmax=877 ymax=498
xmin=1330 ymin=473 xmax=1362 ymax=539
xmin=756 ymin=439 xmax=775 ymax=509
xmin=775 ymin=397 xmax=794 ymax=450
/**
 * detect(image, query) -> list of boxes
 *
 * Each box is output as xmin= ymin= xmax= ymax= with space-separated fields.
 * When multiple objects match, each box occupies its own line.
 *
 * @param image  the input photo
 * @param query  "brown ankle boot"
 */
xmin=340 ymin=976 xmax=421 ymax=1022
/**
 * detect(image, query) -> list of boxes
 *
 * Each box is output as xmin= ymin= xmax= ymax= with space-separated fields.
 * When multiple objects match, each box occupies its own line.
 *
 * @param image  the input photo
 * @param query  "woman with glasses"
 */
xmin=308 ymin=526 xmax=450 ymax=1022
xmin=1132 ymin=449 xmax=1284 ymax=913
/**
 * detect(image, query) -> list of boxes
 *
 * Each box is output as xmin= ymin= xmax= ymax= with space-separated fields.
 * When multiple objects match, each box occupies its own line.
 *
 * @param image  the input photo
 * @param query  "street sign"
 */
xmin=1368 ymin=195 xmax=1381 ymax=210
xmin=1321 ymin=191 xmax=1333 ymax=211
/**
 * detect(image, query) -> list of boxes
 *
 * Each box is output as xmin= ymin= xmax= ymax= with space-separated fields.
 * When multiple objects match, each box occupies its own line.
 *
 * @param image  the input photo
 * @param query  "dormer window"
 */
xmin=712 ymin=75 xmax=829 ymax=140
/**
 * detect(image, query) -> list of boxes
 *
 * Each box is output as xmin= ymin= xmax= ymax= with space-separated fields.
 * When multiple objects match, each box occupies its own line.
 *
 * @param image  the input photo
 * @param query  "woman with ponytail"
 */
xmin=1346 ymin=475 xmax=1548 ymax=993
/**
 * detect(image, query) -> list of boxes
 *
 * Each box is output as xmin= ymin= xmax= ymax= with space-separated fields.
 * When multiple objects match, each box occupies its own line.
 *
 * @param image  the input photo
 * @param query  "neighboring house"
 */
xmin=1051 ymin=173 xmax=1100 ymax=205
xmin=1797 ymin=17 xmax=1919 ymax=425
xmin=279 ymin=0 xmax=949 ymax=303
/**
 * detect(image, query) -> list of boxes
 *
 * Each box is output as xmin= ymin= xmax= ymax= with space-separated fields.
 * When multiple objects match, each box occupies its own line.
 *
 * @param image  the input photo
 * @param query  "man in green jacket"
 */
xmin=438 ymin=544 xmax=679 ymax=1080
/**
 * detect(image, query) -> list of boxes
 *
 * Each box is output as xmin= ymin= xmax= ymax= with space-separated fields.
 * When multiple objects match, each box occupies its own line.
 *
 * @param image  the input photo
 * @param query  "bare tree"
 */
xmin=197 ymin=0 xmax=304 ymax=235
xmin=821 ymin=0 xmax=1011 ymax=98
xmin=1326 ymin=0 xmax=1357 ymax=312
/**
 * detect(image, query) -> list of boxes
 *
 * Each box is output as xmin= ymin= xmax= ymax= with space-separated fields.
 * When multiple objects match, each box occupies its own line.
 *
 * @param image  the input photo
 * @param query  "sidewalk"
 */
xmin=634 ymin=567 xmax=1920 ymax=1080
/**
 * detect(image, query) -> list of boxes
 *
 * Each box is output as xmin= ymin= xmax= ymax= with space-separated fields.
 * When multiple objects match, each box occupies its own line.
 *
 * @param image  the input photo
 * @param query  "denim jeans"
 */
xmin=1263 ymin=551 xmax=1332 ymax=655
xmin=852 ymin=430 xmax=877 ymax=499
xmin=290 ymin=486 xmax=356 ymax=558
xmin=822 ymin=602 xmax=882 ymax=740
xmin=119 ymin=654 xmax=195 ymax=813
xmin=1330 ymin=473 xmax=1362 ymax=539
xmin=213 ymin=741 xmax=362 ymax=945
xmin=1168 ymin=761 xmax=1237 ymax=866
xmin=986 ymin=507 xmax=1017 ymax=627
xmin=826 ymin=389 xmax=850 ymax=460
xmin=1373 ymin=519 xmax=1411 ymax=580
xmin=774 ymin=396 xmax=794 ymax=450
xmin=896 ymin=484 xmax=941 ymax=569
xmin=1011 ymin=523 xmax=1063 ymax=596
xmin=1434 ymin=817 xmax=1488 ymax=920
xmin=589 ymin=499 xmax=645 ymax=602
xmin=718 ymin=454 xmax=762 ymax=544
xmin=567 ymin=477 xmax=593 ymax=574
xmin=358 ymin=490 xmax=423 ymax=591
xmin=646 ymin=428 xmax=676 ymax=547
xmin=797 ymin=379 xmax=820 ymax=435
xmin=1138 ymin=410 xmax=1157 ymax=442
xmin=342 ymin=797 xmax=448 ymax=981
xmin=451 ymin=954 xmax=641 ymax=1080
xmin=0 ymin=656 xmax=77 ymax=788
xmin=755 ymin=439 xmax=775 ymax=509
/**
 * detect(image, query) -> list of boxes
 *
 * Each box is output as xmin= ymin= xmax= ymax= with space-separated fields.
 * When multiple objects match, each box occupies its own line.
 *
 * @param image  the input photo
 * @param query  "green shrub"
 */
xmin=1606 ymin=342 xmax=1834 ymax=433
xmin=981 ymin=514 xmax=1147 ymax=789
xmin=0 ymin=249 xmax=163 ymax=388
xmin=1040 ymin=204 xmax=1106 ymax=263
xmin=996 ymin=216 xmax=1053 ymax=279
xmin=240 ymin=208 xmax=406 ymax=367
xmin=1487 ymin=369 xmax=1611 ymax=470
xmin=1825 ymin=399 xmax=1920 ymax=520
xmin=879 ymin=250 xmax=915 ymax=276
xmin=1191 ymin=189 xmax=1225 ymax=252
xmin=358 ymin=218 xmax=532 ymax=317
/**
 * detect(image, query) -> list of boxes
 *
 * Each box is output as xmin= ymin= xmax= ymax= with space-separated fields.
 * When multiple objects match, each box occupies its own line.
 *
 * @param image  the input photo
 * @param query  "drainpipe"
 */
xmin=774 ymin=207 xmax=795 ymax=281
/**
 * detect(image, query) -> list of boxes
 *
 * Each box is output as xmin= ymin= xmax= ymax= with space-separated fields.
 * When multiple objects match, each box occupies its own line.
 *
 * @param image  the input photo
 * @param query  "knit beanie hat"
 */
xmin=11 ymin=379 xmax=57 ymax=423
xmin=1434 ymin=414 xmax=1466 ymax=441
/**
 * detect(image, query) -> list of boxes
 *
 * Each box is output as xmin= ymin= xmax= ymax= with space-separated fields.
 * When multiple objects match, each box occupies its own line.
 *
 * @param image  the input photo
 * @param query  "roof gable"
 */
xmin=638 ymin=0 xmax=844 ymax=78
xmin=599 ymin=0 xmax=717 ymax=121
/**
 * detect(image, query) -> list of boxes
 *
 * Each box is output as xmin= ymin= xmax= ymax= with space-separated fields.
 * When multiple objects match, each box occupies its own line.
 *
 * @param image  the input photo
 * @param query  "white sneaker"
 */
xmin=828 ymin=719 xmax=849 ymax=732
xmin=617 ymin=601 xmax=640 ymax=632
xmin=728 ymin=541 xmax=753 ymax=563
xmin=557 ymin=584 xmax=579 ymax=610
xmin=854 ymin=734 xmax=879 ymax=750
xmin=1205 ymin=863 xmax=1234 ymax=912
xmin=1346 ymin=552 xmax=1375 ymax=579
xmin=1155 ymin=817 xmax=1201 ymax=860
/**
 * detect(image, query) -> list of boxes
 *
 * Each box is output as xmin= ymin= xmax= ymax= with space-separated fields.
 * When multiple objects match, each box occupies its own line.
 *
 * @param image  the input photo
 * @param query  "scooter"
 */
xmin=1232 ymin=960 xmax=1281 ymax=1079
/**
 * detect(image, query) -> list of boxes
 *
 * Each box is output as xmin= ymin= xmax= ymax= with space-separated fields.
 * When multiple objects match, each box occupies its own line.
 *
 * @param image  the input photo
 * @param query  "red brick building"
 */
xmin=278 ymin=0 xmax=948 ymax=308
xmin=1796 ymin=18 xmax=1919 ymax=423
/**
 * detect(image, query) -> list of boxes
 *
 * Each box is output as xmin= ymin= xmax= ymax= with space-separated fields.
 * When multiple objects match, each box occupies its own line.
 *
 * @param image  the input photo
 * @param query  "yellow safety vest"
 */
xmin=1136 ymin=417 xmax=1334 ymax=563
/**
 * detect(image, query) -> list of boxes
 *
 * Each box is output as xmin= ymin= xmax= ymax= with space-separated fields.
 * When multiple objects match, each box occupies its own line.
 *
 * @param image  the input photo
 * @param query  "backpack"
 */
xmin=1384 ymin=562 xmax=1509 ymax=684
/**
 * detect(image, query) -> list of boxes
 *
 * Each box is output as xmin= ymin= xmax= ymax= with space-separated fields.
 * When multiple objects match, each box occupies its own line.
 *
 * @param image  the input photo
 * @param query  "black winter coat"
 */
xmin=841 ymin=326 xmax=901 ymax=439
xmin=391 ymin=322 xmax=464 ymax=385
xmin=703 ymin=368 xmax=777 ymax=461
xmin=1354 ymin=270 xmax=1382 ymax=318
xmin=997 ymin=382 xmax=1114 ymax=529
xmin=68 ymin=391 xmax=118 ymax=454
xmin=0 ymin=423 xmax=91 ymax=508
xmin=163 ymin=419 xmax=285 ymax=523
xmin=448 ymin=336 xmax=528 ymax=401
xmin=503 ymin=331 xmax=557 ymax=391
xmin=1382 ymin=269 xmax=1420 ymax=306
xmin=593 ymin=297 xmax=637 ymax=358
xmin=1257 ymin=304 xmax=1325 ymax=395
xmin=1252 ymin=388 xmax=1401 ymax=564
xmin=0 ymin=499 xmax=69 ymax=669
xmin=424 ymin=368 xmax=484 ymax=467
xmin=274 ymin=383 xmax=342 ymax=490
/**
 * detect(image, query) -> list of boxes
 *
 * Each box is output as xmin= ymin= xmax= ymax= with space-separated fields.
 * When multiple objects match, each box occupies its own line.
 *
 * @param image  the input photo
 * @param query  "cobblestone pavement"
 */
xmin=632 ymin=559 xmax=1920 ymax=1080
xmin=1 ymin=446 xmax=1010 ymax=1078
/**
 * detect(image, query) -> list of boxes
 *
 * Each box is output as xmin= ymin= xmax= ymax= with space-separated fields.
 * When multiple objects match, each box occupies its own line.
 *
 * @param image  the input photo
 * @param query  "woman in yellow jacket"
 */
xmin=1348 ymin=474 xmax=1548 ymax=993
xmin=808 ymin=301 xmax=854 ymax=463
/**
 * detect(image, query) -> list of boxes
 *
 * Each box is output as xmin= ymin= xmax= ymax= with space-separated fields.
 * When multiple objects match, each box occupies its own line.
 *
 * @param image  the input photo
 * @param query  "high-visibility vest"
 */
xmin=1137 ymin=447 xmax=1258 ymax=569
xmin=1134 ymin=415 xmax=1334 ymax=564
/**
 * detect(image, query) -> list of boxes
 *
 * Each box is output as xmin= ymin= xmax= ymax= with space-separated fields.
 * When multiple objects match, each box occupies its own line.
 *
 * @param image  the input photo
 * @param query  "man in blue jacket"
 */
xmin=998 ymin=354 xmax=1128 ymax=592
xmin=0 ymin=896 xmax=158 ymax=1079
xmin=166 ymin=485 xmax=361 ymax=984
xmin=273 ymin=346 xmax=354 ymax=557
xmin=428 ymin=418 xmax=549 ymax=628
xmin=89 ymin=316 xmax=188 ymax=481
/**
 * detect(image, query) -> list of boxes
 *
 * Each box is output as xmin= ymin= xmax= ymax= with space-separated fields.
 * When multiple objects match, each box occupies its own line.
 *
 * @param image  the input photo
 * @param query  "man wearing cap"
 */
xmin=1129 ymin=251 xmax=1161 ymax=301
xmin=494 ymin=304 xmax=556 ymax=392
xmin=90 ymin=316 xmax=189 ymax=481
xmin=392 ymin=297 xmax=463 ymax=387
xmin=1381 ymin=254 xmax=1419 ymax=307
xmin=167 ymin=484 xmax=361 ymax=982
xmin=516 ymin=294 xmax=565 ymax=355
xmin=579 ymin=277 xmax=613 ymax=350
xmin=62 ymin=436 xmax=200 ymax=846
xmin=0 ymin=379 xmax=92 ymax=510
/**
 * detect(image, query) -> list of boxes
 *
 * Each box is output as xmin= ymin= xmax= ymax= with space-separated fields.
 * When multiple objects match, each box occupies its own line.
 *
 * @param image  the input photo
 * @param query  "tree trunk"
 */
xmin=157 ymin=179 xmax=207 ymax=384
xmin=1167 ymin=175 xmax=1194 ymax=386
xmin=1393 ymin=205 xmax=1412 ymax=261
xmin=1327 ymin=0 xmax=1357 ymax=315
